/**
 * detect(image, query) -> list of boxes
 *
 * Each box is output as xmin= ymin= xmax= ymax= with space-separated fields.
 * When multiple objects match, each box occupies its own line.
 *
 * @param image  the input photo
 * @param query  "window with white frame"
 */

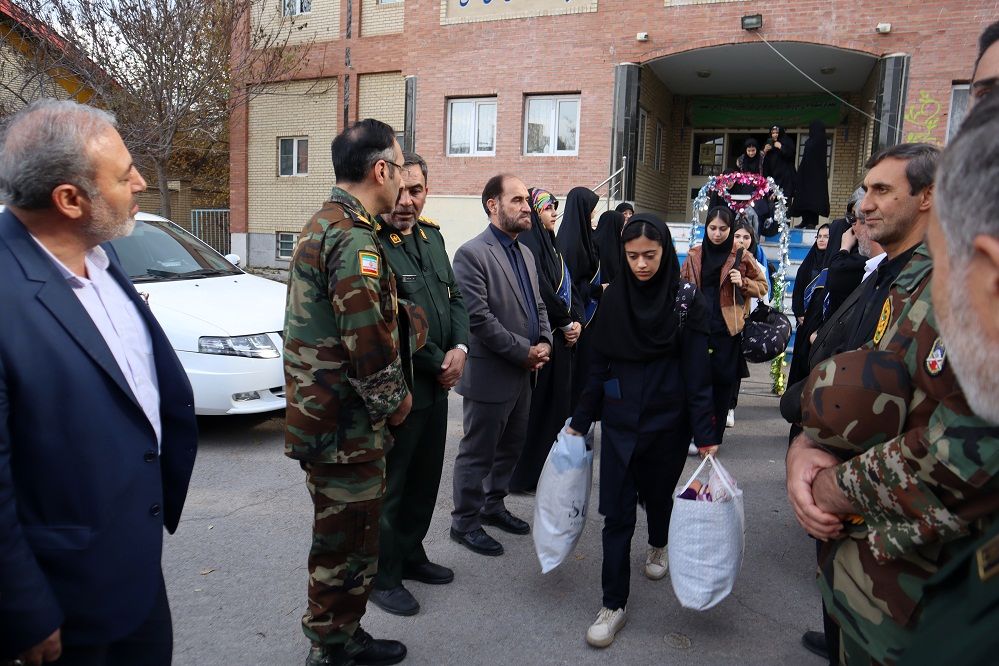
xmin=637 ymin=108 xmax=648 ymax=163
xmin=447 ymin=98 xmax=496 ymax=156
xmin=276 ymin=232 xmax=297 ymax=260
xmin=282 ymin=0 xmax=311 ymax=16
xmin=524 ymin=95 xmax=580 ymax=155
xmin=278 ymin=137 xmax=308 ymax=176
xmin=947 ymin=84 xmax=970 ymax=142
xmin=654 ymin=122 xmax=664 ymax=171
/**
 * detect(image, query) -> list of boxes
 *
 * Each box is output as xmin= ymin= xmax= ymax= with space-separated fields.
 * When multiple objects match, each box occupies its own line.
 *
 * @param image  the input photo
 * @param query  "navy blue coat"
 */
xmin=0 ymin=209 xmax=198 ymax=656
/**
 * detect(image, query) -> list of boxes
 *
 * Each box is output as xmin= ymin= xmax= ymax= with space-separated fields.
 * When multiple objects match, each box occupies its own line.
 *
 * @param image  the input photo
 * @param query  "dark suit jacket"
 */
xmin=0 ymin=209 xmax=198 ymax=656
xmin=453 ymin=226 xmax=552 ymax=403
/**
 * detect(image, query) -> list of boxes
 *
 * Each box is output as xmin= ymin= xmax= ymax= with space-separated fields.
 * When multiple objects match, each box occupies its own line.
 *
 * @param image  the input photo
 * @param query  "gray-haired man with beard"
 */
xmin=450 ymin=174 xmax=552 ymax=557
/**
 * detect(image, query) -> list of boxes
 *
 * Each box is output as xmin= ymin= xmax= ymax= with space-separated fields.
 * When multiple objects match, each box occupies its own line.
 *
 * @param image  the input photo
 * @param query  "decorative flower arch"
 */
xmin=688 ymin=173 xmax=791 ymax=394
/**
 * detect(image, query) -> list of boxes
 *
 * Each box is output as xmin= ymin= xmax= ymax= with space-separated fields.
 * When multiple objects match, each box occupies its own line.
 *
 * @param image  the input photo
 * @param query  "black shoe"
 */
xmin=369 ymin=585 xmax=419 ymax=616
xmin=450 ymin=526 xmax=504 ymax=556
xmin=801 ymin=630 xmax=829 ymax=660
xmin=480 ymin=509 xmax=530 ymax=535
xmin=352 ymin=628 xmax=407 ymax=666
xmin=306 ymin=645 xmax=355 ymax=666
xmin=402 ymin=560 xmax=454 ymax=585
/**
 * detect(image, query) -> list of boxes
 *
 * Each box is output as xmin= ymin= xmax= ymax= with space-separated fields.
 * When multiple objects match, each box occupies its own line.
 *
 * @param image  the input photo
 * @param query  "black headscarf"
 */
xmin=594 ymin=210 xmax=626 ymax=284
xmin=556 ymin=187 xmax=600 ymax=283
xmin=701 ymin=207 xmax=735 ymax=288
xmin=737 ymin=138 xmax=762 ymax=174
xmin=615 ymin=202 xmax=634 ymax=215
xmin=791 ymin=228 xmax=829 ymax=317
xmin=792 ymin=120 xmax=831 ymax=217
xmin=592 ymin=214 xmax=696 ymax=361
xmin=522 ymin=188 xmax=562 ymax=292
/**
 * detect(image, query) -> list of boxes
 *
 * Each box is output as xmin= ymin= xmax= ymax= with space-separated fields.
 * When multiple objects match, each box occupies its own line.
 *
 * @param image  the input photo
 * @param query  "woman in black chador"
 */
xmin=556 ymin=186 xmax=601 ymax=408
xmin=508 ymin=188 xmax=581 ymax=493
xmin=791 ymin=120 xmax=830 ymax=229
xmin=565 ymin=215 xmax=715 ymax=649
xmin=762 ymin=124 xmax=796 ymax=203
xmin=594 ymin=209 xmax=626 ymax=284
xmin=736 ymin=138 xmax=763 ymax=174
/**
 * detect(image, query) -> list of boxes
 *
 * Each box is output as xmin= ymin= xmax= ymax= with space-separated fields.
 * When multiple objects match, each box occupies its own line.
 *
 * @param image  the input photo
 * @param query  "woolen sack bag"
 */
xmin=668 ymin=455 xmax=745 ymax=610
xmin=533 ymin=419 xmax=593 ymax=574
xmin=741 ymin=303 xmax=792 ymax=363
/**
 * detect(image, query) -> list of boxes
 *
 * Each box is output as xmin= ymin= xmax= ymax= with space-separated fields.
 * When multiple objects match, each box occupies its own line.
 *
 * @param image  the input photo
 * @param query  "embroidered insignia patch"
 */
xmin=389 ymin=233 xmax=402 ymax=245
xmin=358 ymin=251 xmax=380 ymax=277
xmin=873 ymin=298 xmax=891 ymax=345
xmin=925 ymin=336 xmax=947 ymax=376
xmin=418 ymin=227 xmax=428 ymax=241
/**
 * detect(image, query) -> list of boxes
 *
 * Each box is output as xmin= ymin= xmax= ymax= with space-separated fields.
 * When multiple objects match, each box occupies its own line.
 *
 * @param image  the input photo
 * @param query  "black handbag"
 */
xmin=741 ymin=303 xmax=792 ymax=363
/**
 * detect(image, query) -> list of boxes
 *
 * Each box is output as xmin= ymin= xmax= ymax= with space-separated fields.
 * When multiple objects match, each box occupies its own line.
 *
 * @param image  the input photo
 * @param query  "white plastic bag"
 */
xmin=667 ymin=454 xmax=746 ymax=610
xmin=533 ymin=421 xmax=593 ymax=574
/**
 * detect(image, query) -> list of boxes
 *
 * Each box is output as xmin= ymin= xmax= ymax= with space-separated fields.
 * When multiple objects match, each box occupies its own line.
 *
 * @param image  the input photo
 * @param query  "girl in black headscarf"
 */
xmin=556 ymin=186 xmax=601 ymax=408
xmin=565 ymin=214 xmax=714 ymax=649
xmin=791 ymin=223 xmax=830 ymax=324
xmin=681 ymin=206 xmax=769 ymax=446
xmin=791 ymin=120 xmax=830 ymax=229
xmin=594 ymin=210 xmax=626 ymax=284
xmin=736 ymin=138 xmax=763 ymax=174
xmin=509 ymin=189 xmax=582 ymax=493
xmin=762 ymin=124 xmax=796 ymax=202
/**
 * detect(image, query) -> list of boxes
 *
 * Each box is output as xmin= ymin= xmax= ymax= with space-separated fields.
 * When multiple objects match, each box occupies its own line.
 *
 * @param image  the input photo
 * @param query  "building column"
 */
xmin=611 ymin=63 xmax=640 ymax=201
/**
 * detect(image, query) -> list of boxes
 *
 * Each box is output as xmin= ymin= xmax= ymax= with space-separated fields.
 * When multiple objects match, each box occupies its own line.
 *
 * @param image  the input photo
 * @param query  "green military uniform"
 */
xmin=284 ymin=187 xmax=412 ymax=656
xmin=800 ymin=244 xmax=999 ymax=664
xmin=374 ymin=215 xmax=469 ymax=590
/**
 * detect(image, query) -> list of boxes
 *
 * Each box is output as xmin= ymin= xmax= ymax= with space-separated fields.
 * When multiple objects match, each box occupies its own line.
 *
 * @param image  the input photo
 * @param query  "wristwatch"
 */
xmin=453 ymin=344 xmax=469 ymax=354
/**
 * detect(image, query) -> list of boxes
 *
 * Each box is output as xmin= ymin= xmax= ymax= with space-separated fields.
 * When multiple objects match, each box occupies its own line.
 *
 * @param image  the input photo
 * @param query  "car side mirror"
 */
xmin=224 ymin=253 xmax=241 ymax=267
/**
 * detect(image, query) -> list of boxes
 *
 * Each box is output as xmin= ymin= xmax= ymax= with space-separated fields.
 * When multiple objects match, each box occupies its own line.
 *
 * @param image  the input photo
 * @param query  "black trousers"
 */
xmin=600 ymin=429 xmax=689 ymax=611
xmin=54 ymin=571 xmax=172 ymax=666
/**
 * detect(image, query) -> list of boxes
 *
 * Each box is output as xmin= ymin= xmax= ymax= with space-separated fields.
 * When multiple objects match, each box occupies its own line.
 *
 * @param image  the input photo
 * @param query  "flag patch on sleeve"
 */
xmin=358 ymin=251 xmax=380 ymax=277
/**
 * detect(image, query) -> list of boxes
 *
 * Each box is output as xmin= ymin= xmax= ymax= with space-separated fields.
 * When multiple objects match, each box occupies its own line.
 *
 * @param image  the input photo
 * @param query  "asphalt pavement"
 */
xmin=164 ymin=366 xmax=826 ymax=665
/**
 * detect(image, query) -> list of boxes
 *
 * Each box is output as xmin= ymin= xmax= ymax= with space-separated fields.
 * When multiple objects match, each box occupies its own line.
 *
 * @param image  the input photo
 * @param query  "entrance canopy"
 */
xmin=647 ymin=41 xmax=879 ymax=96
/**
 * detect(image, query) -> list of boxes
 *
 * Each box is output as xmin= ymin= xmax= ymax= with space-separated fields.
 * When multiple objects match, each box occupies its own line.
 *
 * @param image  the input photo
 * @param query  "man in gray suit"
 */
xmin=451 ymin=174 xmax=552 ymax=556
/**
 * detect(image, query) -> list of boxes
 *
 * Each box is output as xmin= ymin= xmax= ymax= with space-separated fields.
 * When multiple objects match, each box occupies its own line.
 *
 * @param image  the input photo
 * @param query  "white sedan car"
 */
xmin=108 ymin=213 xmax=287 ymax=415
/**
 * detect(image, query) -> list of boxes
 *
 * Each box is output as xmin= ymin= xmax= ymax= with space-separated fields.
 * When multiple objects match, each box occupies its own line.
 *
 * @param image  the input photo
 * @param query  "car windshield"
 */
xmin=109 ymin=219 xmax=241 ymax=283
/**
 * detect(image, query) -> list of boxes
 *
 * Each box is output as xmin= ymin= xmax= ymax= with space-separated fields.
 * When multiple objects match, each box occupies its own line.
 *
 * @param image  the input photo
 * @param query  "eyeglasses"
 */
xmin=846 ymin=213 xmax=858 ymax=225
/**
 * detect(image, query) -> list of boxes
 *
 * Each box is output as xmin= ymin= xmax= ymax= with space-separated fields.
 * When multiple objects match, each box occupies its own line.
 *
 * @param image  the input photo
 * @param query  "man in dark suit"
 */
xmin=450 ymin=174 xmax=552 ymax=557
xmin=0 ymin=99 xmax=198 ymax=665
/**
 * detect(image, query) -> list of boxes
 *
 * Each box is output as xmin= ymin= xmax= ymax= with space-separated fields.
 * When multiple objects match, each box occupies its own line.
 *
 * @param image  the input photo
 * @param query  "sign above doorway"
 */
xmin=689 ymin=94 xmax=844 ymax=128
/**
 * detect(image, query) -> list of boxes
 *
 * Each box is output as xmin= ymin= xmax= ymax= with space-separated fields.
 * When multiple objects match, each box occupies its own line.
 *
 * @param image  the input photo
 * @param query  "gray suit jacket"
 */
xmin=453 ymin=225 xmax=552 ymax=403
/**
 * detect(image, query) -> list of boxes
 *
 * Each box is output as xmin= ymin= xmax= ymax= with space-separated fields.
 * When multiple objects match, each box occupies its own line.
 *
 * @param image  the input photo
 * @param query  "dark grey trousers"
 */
xmin=451 ymin=375 xmax=532 ymax=532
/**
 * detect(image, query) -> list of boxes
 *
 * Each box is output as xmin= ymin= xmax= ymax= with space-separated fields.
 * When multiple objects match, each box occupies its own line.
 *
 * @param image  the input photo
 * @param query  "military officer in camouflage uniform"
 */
xmin=369 ymin=152 xmax=470 ymax=617
xmin=284 ymin=119 xmax=412 ymax=666
xmin=787 ymin=136 xmax=999 ymax=663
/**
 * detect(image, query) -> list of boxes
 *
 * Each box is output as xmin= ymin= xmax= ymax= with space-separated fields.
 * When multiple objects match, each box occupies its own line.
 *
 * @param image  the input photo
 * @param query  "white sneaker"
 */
xmin=644 ymin=546 xmax=668 ymax=580
xmin=726 ymin=409 xmax=735 ymax=428
xmin=586 ymin=606 xmax=627 ymax=648
xmin=688 ymin=442 xmax=698 ymax=456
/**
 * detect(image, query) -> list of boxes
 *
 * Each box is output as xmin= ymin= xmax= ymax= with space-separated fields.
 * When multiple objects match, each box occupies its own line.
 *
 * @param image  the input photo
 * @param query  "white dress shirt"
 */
xmin=31 ymin=237 xmax=162 ymax=446
xmin=863 ymin=252 xmax=887 ymax=282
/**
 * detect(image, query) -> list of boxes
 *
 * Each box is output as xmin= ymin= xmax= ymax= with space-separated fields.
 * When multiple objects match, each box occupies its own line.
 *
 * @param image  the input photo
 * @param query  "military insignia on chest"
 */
xmin=873 ymin=298 xmax=892 ymax=345
xmin=418 ymin=227 xmax=428 ymax=241
xmin=358 ymin=250 xmax=381 ymax=277
xmin=925 ymin=336 xmax=947 ymax=376
xmin=977 ymin=532 xmax=999 ymax=582
xmin=389 ymin=233 xmax=402 ymax=246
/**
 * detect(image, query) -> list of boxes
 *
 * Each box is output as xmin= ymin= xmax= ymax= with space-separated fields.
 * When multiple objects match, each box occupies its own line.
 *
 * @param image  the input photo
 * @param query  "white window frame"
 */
xmin=278 ymin=137 xmax=308 ymax=177
xmin=282 ymin=0 xmax=311 ymax=16
xmin=523 ymin=94 xmax=581 ymax=156
xmin=276 ymin=232 xmax=297 ymax=260
xmin=637 ymin=108 xmax=648 ymax=163
xmin=446 ymin=98 xmax=496 ymax=157
xmin=947 ymin=84 xmax=970 ymax=142
xmin=654 ymin=121 xmax=664 ymax=171
xmin=377 ymin=0 xmax=402 ymax=4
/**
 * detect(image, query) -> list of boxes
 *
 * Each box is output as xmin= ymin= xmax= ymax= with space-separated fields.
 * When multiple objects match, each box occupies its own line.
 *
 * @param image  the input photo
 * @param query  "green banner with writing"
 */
xmin=690 ymin=95 xmax=844 ymax=128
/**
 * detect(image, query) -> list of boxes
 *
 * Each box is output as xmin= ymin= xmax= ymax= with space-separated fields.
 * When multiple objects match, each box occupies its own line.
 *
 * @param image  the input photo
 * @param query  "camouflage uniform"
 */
xmin=284 ymin=187 xmax=418 ymax=655
xmin=800 ymin=244 xmax=999 ymax=664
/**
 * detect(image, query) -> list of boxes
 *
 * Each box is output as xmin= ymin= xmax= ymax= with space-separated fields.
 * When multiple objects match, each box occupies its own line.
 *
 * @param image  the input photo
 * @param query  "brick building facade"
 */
xmin=231 ymin=0 xmax=993 ymax=268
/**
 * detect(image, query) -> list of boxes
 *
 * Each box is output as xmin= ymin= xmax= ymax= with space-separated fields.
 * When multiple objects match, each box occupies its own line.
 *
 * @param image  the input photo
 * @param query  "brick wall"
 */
xmin=357 ymin=71 xmax=405 ymax=126
xmin=252 ymin=0 xmax=341 ymax=47
xmin=246 ymin=79 xmax=339 ymax=243
xmin=360 ymin=0 xmax=404 ymax=37
xmin=633 ymin=66 xmax=672 ymax=215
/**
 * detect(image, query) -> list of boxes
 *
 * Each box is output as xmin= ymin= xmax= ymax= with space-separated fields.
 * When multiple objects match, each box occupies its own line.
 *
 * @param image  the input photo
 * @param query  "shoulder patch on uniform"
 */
xmin=873 ymin=297 xmax=892 ymax=344
xmin=418 ymin=216 xmax=440 ymax=229
xmin=978 ymin=532 xmax=999 ymax=582
xmin=388 ymin=233 xmax=402 ymax=246
xmin=925 ymin=336 xmax=947 ymax=376
xmin=358 ymin=250 xmax=380 ymax=278
xmin=418 ymin=227 xmax=428 ymax=241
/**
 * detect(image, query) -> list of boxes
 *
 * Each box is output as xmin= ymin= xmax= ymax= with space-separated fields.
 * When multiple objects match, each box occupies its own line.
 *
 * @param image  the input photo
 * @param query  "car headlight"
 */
xmin=198 ymin=334 xmax=280 ymax=359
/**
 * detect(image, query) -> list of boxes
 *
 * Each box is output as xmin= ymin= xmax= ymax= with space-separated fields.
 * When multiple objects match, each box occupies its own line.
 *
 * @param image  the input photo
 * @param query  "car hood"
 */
xmin=134 ymin=273 xmax=287 ymax=352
